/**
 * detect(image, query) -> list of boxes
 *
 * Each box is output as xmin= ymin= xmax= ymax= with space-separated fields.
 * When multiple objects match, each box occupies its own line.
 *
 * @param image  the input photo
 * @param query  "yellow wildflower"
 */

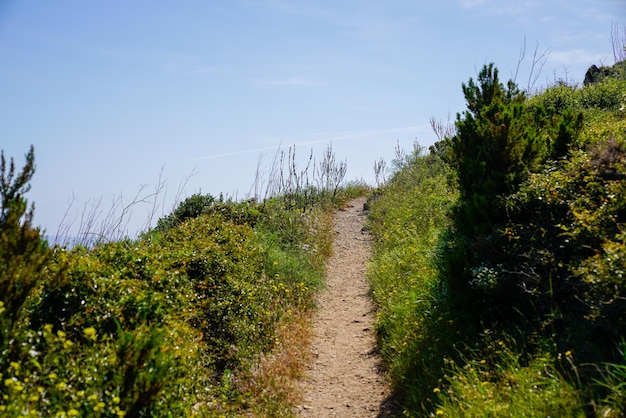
xmin=83 ymin=327 xmax=97 ymax=341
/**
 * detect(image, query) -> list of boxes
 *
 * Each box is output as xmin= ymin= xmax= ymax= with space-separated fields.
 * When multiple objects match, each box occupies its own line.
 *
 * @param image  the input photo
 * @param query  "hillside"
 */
xmin=2 ymin=59 xmax=625 ymax=416
xmin=0 ymin=144 xmax=370 ymax=416
xmin=367 ymin=60 xmax=626 ymax=416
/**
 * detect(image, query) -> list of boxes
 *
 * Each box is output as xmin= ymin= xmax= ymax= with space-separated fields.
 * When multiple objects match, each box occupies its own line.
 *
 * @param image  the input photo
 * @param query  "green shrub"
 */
xmin=0 ymin=320 xmax=204 ymax=417
xmin=536 ymin=81 xmax=626 ymax=117
xmin=534 ymin=83 xmax=581 ymax=113
xmin=160 ymin=214 xmax=275 ymax=372
xmin=0 ymin=145 xmax=342 ymax=416
xmin=0 ymin=146 xmax=47 ymax=325
xmin=435 ymin=346 xmax=584 ymax=417
xmin=155 ymin=193 xmax=216 ymax=232
xmin=154 ymin=193 xmax=262 ymax=233
xmin=369 ymin=62 xmax=626 ymax=416
xmin=446 ymin=64 xmax=582 ymax=239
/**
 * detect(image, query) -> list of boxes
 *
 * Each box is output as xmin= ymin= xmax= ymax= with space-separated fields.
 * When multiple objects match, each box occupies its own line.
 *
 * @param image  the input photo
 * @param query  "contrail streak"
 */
xmin=169 ymin=124 xmax=429 ymax=165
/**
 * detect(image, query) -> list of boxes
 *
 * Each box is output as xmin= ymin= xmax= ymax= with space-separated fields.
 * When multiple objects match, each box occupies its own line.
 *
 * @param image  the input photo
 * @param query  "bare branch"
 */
xmin=373 ymin=158 xmax=387 ymax=187
xmin=527 ymin=40 xmax=550 ymax=92
xmin=612 ymin=21 xmax=626 ymax=63
xmin=429 ymin=115 xmax=456 ymax=142
xmin=513 ymin=35 xmax=526 ymax=85
xmin=171 ymin=167 xmax=199 ymax=214
xmin=142 ymin=167 xmax=167 ymax=232
xmin=513 ymin=37 xmax=550 ymax=93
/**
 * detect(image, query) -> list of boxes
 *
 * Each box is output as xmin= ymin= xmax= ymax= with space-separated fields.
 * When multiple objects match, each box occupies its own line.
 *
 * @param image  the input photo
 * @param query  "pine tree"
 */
xmin=448 ymin=64 xmax=581 ymax=237
xmin=0 ymin=146 xmax=51 ymax=361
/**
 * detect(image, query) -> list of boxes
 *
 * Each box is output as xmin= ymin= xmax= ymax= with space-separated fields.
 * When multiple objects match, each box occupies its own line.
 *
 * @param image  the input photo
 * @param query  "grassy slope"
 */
xmin=0 ymin=164 xmax=368 ymax=417
xmin=367 ymin=63 xmax=626 ymax=417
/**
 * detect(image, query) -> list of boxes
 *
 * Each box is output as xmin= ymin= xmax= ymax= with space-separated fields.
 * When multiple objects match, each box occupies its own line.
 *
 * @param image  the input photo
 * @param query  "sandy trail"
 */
xmin=296 ymin=197 xmax=394 ymax=417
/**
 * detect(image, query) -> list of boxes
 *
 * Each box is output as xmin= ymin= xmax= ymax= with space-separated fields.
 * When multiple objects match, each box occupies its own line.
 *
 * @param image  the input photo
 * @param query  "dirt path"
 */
xmin=296 ymin=197 xmax=394 ymax=417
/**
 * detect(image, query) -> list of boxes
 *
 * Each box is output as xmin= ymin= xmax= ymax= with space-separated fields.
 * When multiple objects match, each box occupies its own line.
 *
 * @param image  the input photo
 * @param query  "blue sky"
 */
xmin=0 ymin=0 xmax=623 ymax=238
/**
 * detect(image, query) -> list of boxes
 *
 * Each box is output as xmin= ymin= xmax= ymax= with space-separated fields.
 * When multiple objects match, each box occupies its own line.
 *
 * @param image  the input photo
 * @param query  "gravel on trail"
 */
xmin=296 ymin=197 xmax=396 ymax=417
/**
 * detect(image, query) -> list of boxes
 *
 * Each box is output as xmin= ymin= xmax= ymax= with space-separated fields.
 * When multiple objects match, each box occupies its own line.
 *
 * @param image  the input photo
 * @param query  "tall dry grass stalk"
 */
xmin=53 ymin=168 xmax=197 ymax=247
xmin=252 ymin=143 xmax=347 ymax=203
xmin=612 ymin=22 xmax=626 ymax=63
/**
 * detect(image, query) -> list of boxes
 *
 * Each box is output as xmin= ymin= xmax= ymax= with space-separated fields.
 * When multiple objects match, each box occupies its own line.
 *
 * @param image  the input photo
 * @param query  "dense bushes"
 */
xmin=445 ymin=63 xmax=583 ymax=238
xmin=0 ymin=147 xmax=339 ymax=416
xmin=446 ymin=61 xmax=626 ymax=412
xmin=368 ymin=60 xmax=626 ymax=416
xmin=154 ymin=193 xmax=261 ymax=232
xmin=442 ymin=63 xmax=625 ymax=335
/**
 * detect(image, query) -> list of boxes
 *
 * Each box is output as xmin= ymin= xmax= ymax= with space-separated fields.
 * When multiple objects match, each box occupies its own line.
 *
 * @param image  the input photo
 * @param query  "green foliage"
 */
xmin=583 ymin=61 xmax=626 ymax=85
xmin=367 ymin=147 xmax=458 ymax=413
xmin=368 ymin=61 xmax=626 ymax=416
xmin=451 ymin=64 xmax=531 ymax=211
xmin=160 ymin=214 xmax=273 ymax=371
xmin=597 ymin=341 xmax=626 ymax=416
xmin=366 ymin=145 xmax=592 ymax=415
xmin=0 ymin=322 xmax=199 ymax=417
xmin=447 ymin=63 xmax=582 ymax=238
xmin=0 ymin=146 xmax=35 ymax=226
xmin=439 ymin=64 xmax=584 ymax=321
xmin=533 ymin=72 xmax=626 ymax=116
xmin=502 ymin=135 xmax=626 ymax=351
xmin=0 ymin=145 xmax=341 ymax=416
xmin=0 ymin=145 xmax=60 ymax=399
xmin=156 ymin=193 xmax=216 ymax=231
xmin=0 ymin=146 xmax=47 ymax=326
xmin=436 ymin=346 xmax=584 ymax=417
xmin=154 ymin=193 xmax=261 ymax=232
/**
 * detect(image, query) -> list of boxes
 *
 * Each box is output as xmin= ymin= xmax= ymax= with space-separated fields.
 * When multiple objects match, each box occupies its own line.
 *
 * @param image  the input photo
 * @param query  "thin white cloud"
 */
xmin=189 ymin=65 xmax=241 ymax=75
xmin=169 ymin=125 xmax=429 ymax=165
xmin=458 ymin=0 xmax=541 ymax=17
xmin=549 ymin=48 xmax=605 ymax=67
xmin=260 ymin=0 xmax=417 ymax=51
xmin=459 ymin=0 xmax=487 ymax=8
xmin=254 ymin=76 xmax=328 ymax=87
xmin=341 ymin=15 xmax=417 ymax=50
